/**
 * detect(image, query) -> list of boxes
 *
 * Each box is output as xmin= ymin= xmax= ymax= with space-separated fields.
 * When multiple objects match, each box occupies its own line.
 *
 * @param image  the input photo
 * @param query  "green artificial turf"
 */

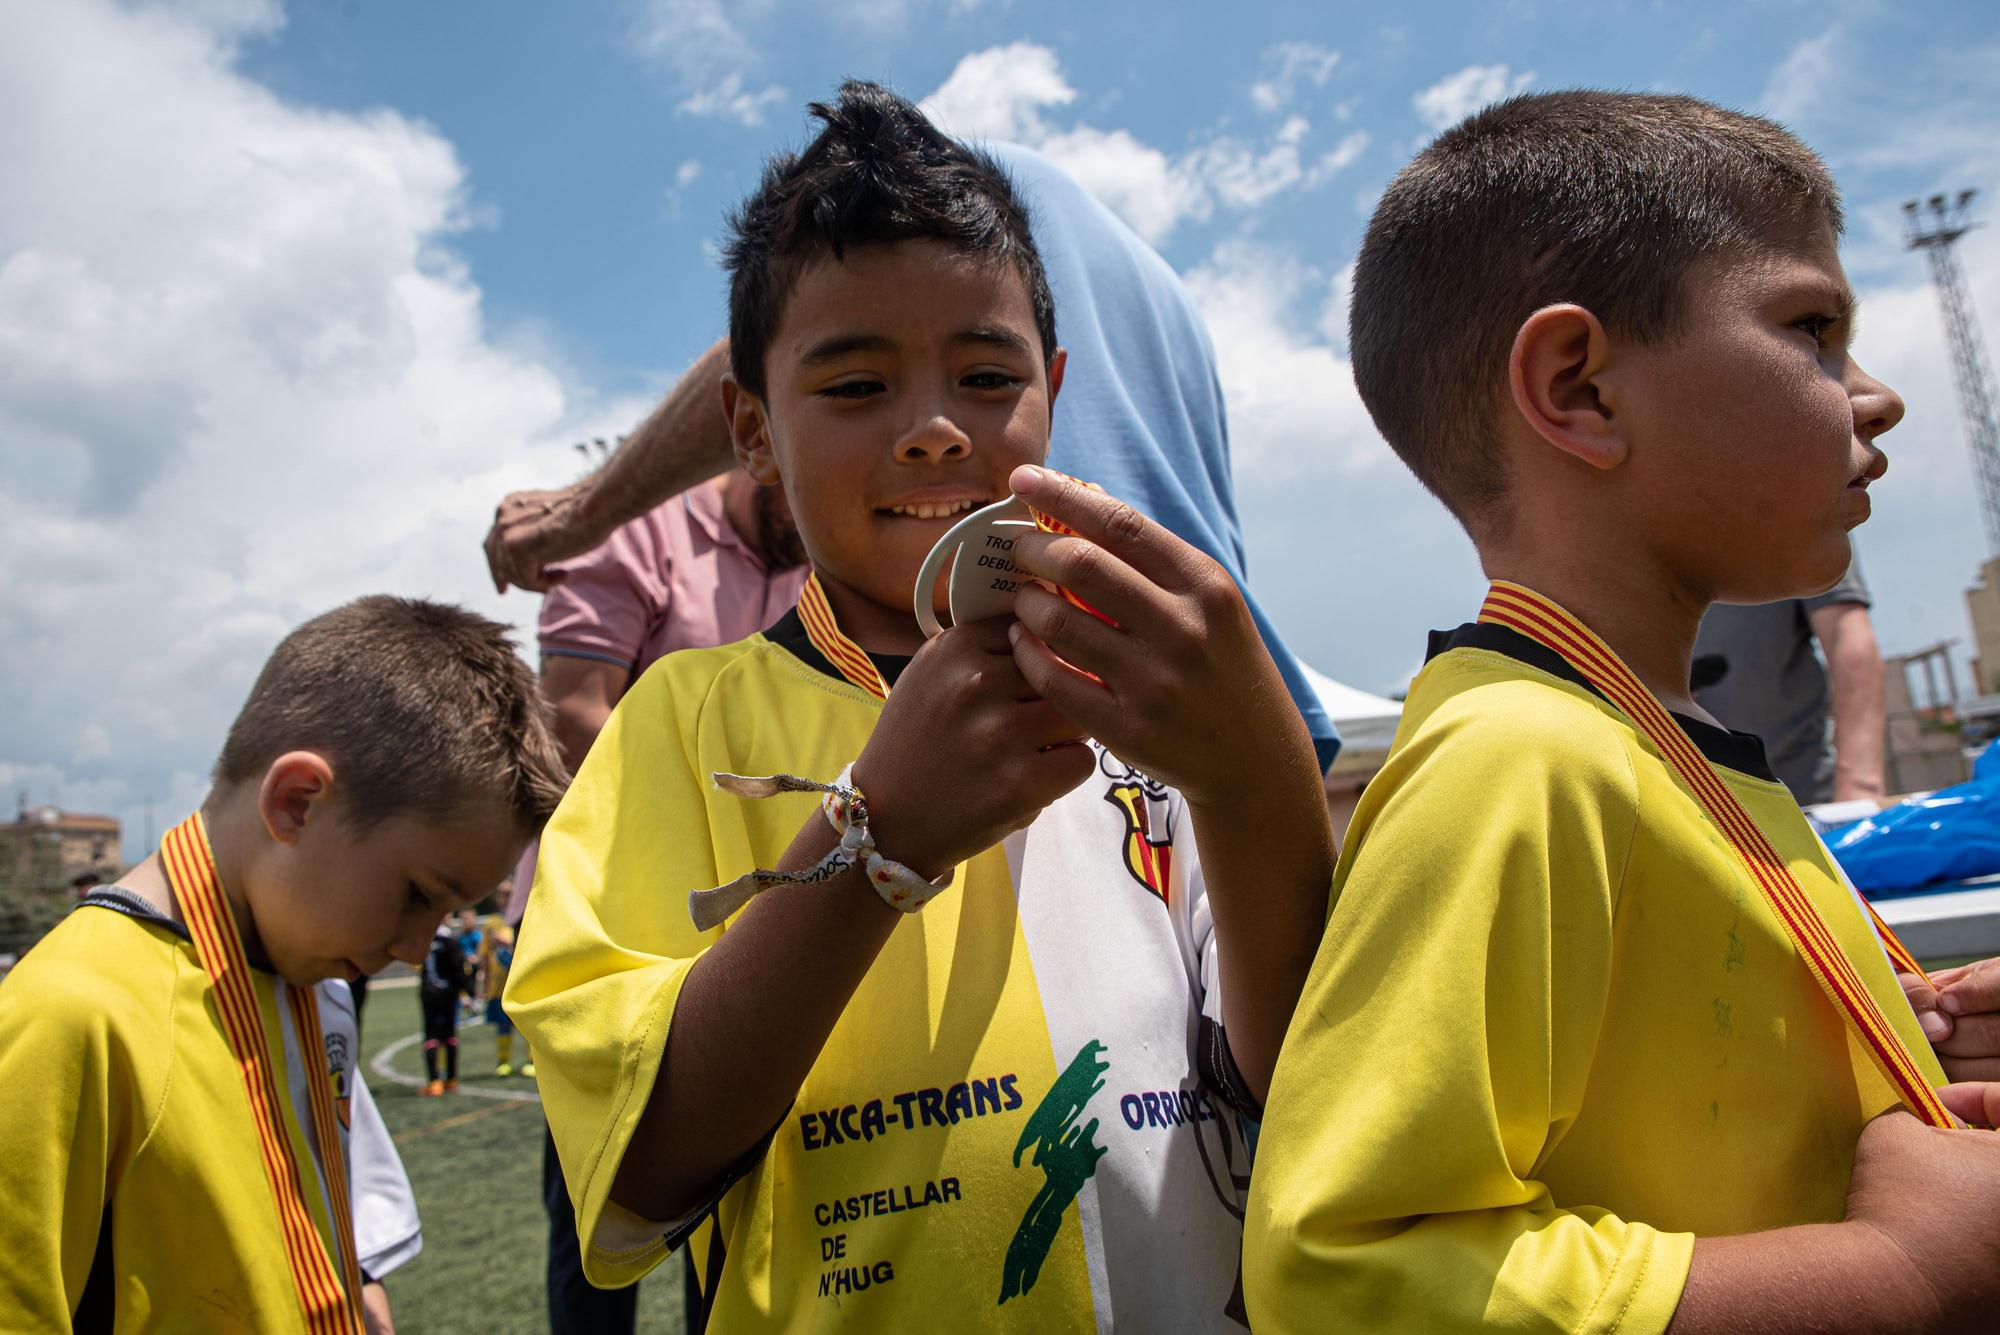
xmin=359 ymin=980 xmax=685 ymax=1334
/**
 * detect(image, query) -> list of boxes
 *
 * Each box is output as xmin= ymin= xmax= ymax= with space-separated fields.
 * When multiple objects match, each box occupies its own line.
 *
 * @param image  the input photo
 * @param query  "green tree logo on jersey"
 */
xmin=999 ymin=1039 xmax=1110 ymax=1305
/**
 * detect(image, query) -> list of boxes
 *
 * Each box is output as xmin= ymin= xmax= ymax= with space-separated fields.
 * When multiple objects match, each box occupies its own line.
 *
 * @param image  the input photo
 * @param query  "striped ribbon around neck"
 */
xmin=162 ymin=814 xmax=364 ymax=1333
xmin=799 ymin=571 xmax=891 ymax=700
xmin=1477 ymin=582 xmax=1953 ymax=1130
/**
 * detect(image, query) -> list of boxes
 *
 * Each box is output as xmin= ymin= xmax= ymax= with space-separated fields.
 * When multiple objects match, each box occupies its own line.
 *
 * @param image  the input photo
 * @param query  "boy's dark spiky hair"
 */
xmin=723 ymin=80 xmax=1056 ymax=396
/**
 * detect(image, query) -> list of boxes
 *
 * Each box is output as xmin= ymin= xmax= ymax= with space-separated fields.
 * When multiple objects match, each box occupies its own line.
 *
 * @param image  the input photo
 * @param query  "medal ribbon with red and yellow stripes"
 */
xmin=162 ymin=813 xmax=364 ymax=1334
xmin=1478 ymin=581 xmax=1954 ymax=1130
xmin=798 ymin=571 xmax=892 ymax=699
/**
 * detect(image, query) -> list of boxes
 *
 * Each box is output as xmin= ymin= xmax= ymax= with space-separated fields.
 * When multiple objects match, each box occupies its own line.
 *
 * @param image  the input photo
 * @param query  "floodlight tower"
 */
xmin=1905 ymin=191 xmax=2000 ymax=555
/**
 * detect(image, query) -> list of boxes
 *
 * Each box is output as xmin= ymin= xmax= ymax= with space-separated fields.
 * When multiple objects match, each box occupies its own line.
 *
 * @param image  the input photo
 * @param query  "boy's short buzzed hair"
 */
xmin=724 ymin=79 xmax=1057 ymax=397
xmin=214 ymin=595 xmax=567 ymax=832
xmin=1351 ymin=90 xmax=1843 ymax=526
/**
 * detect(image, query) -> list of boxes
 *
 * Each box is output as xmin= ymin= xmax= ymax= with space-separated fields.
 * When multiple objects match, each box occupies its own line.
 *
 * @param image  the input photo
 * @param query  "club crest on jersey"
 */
xmin=1096 ymin=746 xmax=1174 ymax=905
xmin=326 ymin=1032 xmax=352 ymax=1131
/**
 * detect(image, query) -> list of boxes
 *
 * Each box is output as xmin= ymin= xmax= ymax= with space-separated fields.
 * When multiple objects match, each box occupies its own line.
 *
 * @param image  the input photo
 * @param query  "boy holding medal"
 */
xmin=0 ymin=595 xmax=565 ymax=1331
xmin=1243 ymin=91 xmax=2000 ymax=1331
xmin=506 ymin=82 xmax=1334 ymax=1332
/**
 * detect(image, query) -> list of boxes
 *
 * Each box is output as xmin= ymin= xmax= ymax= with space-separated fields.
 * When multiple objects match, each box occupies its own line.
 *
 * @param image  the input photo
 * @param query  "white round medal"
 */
xmin=912 ymin=496 xmax=1041 ymax=638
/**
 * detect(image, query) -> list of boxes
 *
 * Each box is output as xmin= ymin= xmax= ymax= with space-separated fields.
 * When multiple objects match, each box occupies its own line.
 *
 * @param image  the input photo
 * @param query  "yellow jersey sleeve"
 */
xmin=1245 ymin=665 xmax=1694 ymax=1333
xmin=0 ymin=912 xmax=172 ymax=1328
xmin=505 ymin=653 xmax=722 ymax=1287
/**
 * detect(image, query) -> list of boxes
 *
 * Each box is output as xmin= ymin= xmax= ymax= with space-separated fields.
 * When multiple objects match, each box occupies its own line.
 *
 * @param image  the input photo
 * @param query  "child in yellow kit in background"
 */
xmin=482 ymin=918 xmax=530 ymax=1077
xmin=1244 ymin=91 xmax=2000 ymax=1333
xmin=507 ymin=82 xmax=1335 ymax=1333
xmin=0 ymin=596 xmax=566 ymax=1332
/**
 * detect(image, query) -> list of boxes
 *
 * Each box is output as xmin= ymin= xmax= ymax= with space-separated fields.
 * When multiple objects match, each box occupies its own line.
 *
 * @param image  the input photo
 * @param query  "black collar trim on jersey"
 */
xmin=1428 ymin=621 xmax=1779 ymax=783
xmin=764 ymin=606 xmax=914 ymax=690
xmin=76 ymin=887 xmax=194 ymax=943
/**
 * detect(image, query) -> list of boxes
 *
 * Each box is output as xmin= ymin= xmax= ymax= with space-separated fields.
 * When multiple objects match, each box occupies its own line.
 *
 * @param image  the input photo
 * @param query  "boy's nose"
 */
xmin=389 ymin=918 xmax=438 ymax=966
xmin=893 ymin=414 xmax=973 ymax=463
xmin=1850 ymin=358 xmax=1906 ymax=440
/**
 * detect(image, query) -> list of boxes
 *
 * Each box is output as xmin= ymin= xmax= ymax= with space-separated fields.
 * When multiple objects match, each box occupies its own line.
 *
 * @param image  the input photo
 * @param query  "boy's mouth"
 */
xmin=1848 ymin=448 xmax=1888 ymax=490
xmin=876 ymin=492 xmax=989 ymax=521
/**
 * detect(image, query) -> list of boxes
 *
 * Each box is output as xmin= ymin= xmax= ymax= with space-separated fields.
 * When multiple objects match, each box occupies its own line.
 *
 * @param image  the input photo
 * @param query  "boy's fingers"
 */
xmin=1900 ymin=970 xmax=1955 ymax=1044
xmin=1936 ymin=1012 xmax=2000 ymax=1061
xmin=1009 ymin=621 xmax=1117 ymax=732
xmin=1014 ymin=698 xmax=1091 ymax=752
xmin=949 ymin=614 xmax=1023 ymax=656
xmin=1009 ymin=465 xmax=1200 ymax=590
xmin=1939 ymin=956 xmax=2000 ymax=1018
xmin=1939 ymin=1081 xmax=2000 ymax=1129
xmin=1928 ymin=963 xmax=1971 ymax=989
xmin=1941 ymin=1056 xmax=2000 ymax=1084
xmin=1006 ymin=531 xmax=1165 ymax=634
xmin=1013 ymin=581 xmax=1129 ymax=677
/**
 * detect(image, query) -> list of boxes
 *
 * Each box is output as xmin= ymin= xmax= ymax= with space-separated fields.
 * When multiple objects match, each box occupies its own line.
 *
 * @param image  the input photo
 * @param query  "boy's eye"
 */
xmin=407 ymin=882 xmax=431 ymax=910
xmin=962 ymin=371 xmax=1022 ymax=391
xmin=1794 ymin=315 xmax=1838 ymax=349
xmin=820 ymin=379 xmax=884 ymax=400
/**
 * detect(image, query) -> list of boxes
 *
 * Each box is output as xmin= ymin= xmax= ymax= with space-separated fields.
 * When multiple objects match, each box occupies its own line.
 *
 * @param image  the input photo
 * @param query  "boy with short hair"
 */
xmin=0 ymin=595 xmax=566 ymax=1331
xmin=507 ymin=82 xmax=1335 ymax=1332
xmin=1243 ymin=91 xmax=2000 ymax=1332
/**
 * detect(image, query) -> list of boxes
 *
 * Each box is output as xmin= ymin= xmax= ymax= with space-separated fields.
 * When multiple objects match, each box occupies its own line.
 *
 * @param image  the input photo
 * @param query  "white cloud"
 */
xmin=1762 ymin=27 xmax=1840 ymax=126
xmin=0 ymin=0 xmax=633 ymax=847
xmin=675 ymin=159 xmax=703 ymax=189
xmin=628 ymin=0 xmax=785 ymax=126
xmin=849 ymin=0 xmax=988 ymax=22
xmin=1180 ymin=240 xmax=1383 ymax=479
xmin=1307 ymin=131 xmax=1370 ymax=188
xmin=628 ymin=0 xmax=756 ymax=77
xmin=920 ymin=41 xmax=1075 ymax=143
xmin=676 ymin=72 xmax=786 ymax=126
xmin=1413 ymin=63 xmax=1534 ymax=131
xmin=923 ymin=45 xmax=1361 ymax=244
xmin=1251 ymin=41 xmax=1341 ymax=114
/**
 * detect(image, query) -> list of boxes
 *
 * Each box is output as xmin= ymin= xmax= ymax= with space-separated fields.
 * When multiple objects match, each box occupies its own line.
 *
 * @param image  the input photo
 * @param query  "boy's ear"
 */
xmin=1047 ymin=347 xmax=1067 ymax=408
xmin=1507 ymin=304 xmax=1627 ymax=472
xmin=720 ymin=373 xmax=780 ymax=487
xmin=257 ymin=752 xmax=337 ymax=847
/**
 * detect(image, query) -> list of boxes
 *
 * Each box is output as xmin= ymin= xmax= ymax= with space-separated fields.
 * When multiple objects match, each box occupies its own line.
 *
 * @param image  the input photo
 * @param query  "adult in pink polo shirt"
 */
xmin=539 ymin=473 xmax=805 ymax=684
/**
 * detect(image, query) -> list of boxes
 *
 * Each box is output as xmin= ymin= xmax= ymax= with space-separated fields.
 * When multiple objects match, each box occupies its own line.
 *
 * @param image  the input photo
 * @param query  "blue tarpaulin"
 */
xmin=1824 ymin=744 xmax=2000 ymax=895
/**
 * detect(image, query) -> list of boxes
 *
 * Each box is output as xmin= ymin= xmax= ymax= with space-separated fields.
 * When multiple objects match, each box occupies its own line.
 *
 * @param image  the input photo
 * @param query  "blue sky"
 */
xmin=4 ymin=0 xmax=1999 ymax=845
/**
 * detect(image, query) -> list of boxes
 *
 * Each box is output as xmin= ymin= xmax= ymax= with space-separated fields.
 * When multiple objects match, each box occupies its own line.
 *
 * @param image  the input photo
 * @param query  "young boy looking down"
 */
xmin=0 ymin=596 xmax=566 ymax=1332
xmin=1243 ymin=92 xmax=2000 ymax=1332
xmin=506 ymin=83 xmax=1334 ymax=1332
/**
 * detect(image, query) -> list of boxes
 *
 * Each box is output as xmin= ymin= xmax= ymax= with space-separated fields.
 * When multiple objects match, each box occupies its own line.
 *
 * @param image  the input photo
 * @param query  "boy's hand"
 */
xmin=852 ymin=616 xmax=1093 ymax=882
xmin=1900 ymin=956 xmax=2000 ymax=1081
xmin=1001 ymin=465 xmax=1314 ymax=808
xmin=1844 ymin=1110 xmax=2000 ymax=1323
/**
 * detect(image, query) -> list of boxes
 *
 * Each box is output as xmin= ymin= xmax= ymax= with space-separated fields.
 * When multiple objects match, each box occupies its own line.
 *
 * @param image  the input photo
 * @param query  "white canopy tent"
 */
xmin=1300 ymin=665 xmax=1402 ymax=781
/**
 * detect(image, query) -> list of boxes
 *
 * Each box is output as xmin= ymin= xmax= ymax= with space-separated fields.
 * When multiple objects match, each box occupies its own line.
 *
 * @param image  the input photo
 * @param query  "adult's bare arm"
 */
xmin=541 ymin=656 xmax=626 ymax=774
xmin=485 ymin=339 xmax=736 ymax=593
xmin=1810 ymin=600 xmax=1887 ymax=802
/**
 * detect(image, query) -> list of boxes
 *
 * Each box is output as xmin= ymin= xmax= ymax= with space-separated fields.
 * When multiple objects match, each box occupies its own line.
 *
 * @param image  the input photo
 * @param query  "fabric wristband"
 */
xmin=686 ymin=765 xmax=951 ymax=931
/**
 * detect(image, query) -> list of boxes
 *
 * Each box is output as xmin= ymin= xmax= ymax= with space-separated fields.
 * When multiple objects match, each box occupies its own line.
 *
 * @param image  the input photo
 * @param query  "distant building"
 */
xmin=1967 ymin=556 xmax=2000 ymax=696
xmin=1 ymin=802 xmax=123 ymax=883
